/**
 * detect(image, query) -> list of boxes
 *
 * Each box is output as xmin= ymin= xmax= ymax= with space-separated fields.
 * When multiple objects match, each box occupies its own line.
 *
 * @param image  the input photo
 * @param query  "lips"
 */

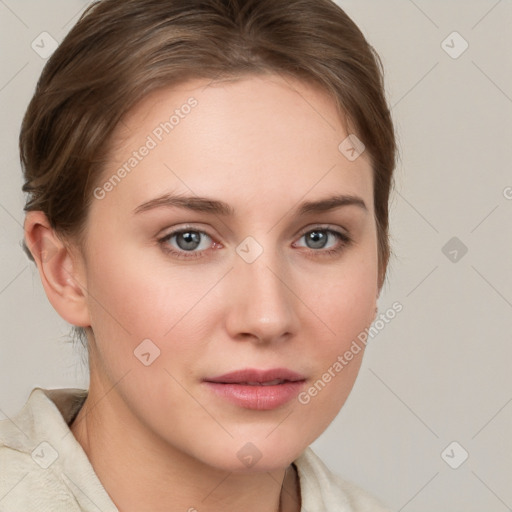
xmin=204 ymin=367 xmax=305 ymax=385
xmin=203 ymin=368 xmax=306 ymax=410
xmin=238 ymin=379 xmax=286 ymax=386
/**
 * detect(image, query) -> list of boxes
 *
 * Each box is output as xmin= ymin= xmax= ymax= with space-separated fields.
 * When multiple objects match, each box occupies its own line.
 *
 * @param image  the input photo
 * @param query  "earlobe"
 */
xmin=370 ymin=305 xmax=378 ymax=326
xmin=24 ymin=211 xmax=91 ymax=328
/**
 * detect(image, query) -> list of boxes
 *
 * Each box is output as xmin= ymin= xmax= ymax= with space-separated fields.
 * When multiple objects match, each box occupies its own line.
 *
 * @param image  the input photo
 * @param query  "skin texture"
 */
xmin=25 ymin=74 xmax=380 ymax=512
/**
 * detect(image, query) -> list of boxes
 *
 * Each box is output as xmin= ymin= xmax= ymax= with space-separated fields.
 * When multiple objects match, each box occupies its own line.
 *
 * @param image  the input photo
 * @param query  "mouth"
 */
xmin=228 ymin=378 xmax=291 ymax=386
xmin=204 ymin=367 xmax=306 ymax=385
xmin=203 ymin=368 xmax=306 ymax=410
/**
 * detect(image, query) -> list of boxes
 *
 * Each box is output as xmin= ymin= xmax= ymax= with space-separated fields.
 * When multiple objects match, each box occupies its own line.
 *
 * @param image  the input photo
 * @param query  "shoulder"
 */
xmin=0 ymin=388 xmax=94 ymax=512
xmin=0 ymin=446 xmax=82 ymax=511
xmin=294 ymin=447 xmax=393 ymax=512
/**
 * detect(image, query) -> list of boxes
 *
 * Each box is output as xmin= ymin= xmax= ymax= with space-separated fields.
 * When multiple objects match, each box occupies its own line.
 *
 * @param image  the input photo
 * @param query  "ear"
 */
xmin=368 ymin=292 xmax=379 ymax=326
xmin=24 ymin=211 xmax=90 ymax=328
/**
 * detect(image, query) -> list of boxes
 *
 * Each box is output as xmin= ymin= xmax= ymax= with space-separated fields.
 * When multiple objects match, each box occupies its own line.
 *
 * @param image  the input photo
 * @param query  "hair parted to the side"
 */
xmin=20 ymin=0 xmax=397 ymax=346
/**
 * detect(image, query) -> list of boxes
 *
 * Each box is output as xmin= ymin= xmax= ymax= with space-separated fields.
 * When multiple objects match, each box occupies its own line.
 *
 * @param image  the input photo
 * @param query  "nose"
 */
xmin=223 ymin=247 xmax=300 ymax=344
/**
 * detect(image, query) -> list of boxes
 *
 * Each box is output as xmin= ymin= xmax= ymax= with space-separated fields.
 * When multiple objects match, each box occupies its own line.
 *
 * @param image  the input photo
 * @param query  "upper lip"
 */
xmin=204 ymin=368 xmax=306 ymax=384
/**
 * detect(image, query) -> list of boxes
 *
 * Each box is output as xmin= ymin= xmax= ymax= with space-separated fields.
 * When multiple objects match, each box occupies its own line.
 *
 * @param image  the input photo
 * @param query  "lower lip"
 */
xmin=203 ymin=381 xmax=306 ymax=410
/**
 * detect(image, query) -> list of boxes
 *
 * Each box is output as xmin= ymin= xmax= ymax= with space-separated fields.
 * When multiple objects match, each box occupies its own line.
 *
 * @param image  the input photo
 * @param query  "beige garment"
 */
xmin=0 ymin=388 xmax=391 ymax=511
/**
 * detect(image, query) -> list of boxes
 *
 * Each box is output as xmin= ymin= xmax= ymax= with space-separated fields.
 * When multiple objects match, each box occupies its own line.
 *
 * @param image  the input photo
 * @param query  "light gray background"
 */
xmin=1 ymin=1 xmax=511 ymax=510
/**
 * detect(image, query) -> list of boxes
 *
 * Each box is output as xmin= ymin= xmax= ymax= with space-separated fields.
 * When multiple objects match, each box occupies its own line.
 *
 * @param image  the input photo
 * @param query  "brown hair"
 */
xmin=20 ymin=0 xmax=397 ymax=343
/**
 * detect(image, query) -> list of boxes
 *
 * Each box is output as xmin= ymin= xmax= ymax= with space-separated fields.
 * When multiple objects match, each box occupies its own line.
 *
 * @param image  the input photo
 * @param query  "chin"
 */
xmin=188 ymin=433 xmax=307 ymax=474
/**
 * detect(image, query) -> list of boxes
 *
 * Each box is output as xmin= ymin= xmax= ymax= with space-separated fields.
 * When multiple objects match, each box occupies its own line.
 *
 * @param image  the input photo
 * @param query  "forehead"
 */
xmin=97 ymin=74 xmax=373 ymax=215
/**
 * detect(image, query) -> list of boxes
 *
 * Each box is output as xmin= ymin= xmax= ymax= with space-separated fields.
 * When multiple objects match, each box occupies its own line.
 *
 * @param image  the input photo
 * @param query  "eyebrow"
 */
xmin=133 ymin=193 xmax=367 ymax=216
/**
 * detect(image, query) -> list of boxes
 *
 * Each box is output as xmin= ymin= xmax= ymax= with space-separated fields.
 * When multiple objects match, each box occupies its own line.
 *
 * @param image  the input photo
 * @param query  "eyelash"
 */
xmin=157 ymin=225 xmax=352 ymax=260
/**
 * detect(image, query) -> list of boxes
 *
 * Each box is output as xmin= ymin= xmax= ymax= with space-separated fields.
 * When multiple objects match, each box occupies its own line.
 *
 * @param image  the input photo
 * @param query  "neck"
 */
xmin=70 ymin=378 xmax=301 ymax=512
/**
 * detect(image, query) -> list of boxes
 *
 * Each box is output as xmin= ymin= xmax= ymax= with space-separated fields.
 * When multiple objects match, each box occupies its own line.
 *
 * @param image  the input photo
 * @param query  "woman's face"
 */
xmin=78 ymin=74 xmax=379 ymax=472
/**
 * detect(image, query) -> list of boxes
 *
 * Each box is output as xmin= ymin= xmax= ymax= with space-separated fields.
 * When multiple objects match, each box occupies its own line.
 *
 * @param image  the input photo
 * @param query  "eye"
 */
xmin=158 ymin=227 xmax=216 ymax=259
xmin=157 ymin=225 xmax=352 ymax=260
xmin=293 ymin=227 xmax=352 ymax=256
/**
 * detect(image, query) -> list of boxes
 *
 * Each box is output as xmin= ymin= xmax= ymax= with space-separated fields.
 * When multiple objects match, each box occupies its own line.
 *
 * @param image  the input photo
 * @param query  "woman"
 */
xmin=1 ymin=0 xmax=396 ymax=510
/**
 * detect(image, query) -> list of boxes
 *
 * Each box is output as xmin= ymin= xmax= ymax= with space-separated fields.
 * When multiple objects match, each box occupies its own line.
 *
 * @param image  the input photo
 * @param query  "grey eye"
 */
xmin=163 ymin=230 xmax=212 ymax=253
xmin=304 ymin=230 xmax=329 ymax=249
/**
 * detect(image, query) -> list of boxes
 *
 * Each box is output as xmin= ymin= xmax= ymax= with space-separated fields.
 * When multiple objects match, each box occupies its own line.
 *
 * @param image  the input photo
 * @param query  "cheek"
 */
xmin=294 ymin=284 xmax=374 ymax=444
xmin=293 ymin=249 xmax=377 ymax=409
xmin=83 ymin=240 xmax=225 ymax=365
xmin=85 ymin=239 xmax=176 ymax=329
xmin=302 ymin=250 xmax=378 ymax=345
